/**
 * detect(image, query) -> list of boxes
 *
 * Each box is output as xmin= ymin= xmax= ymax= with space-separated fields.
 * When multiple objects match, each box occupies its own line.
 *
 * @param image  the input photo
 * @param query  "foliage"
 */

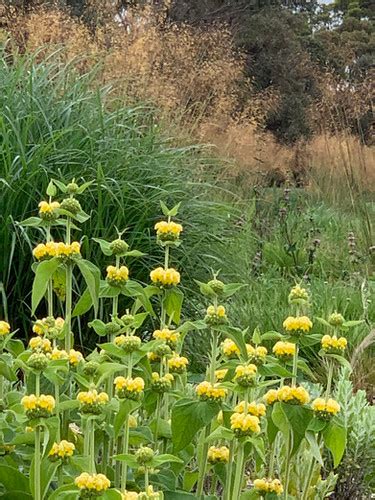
xmin=332 ymin=367 xmax=375 ymax=498
xmin=0 ymin=179 xmax=362 ymax=499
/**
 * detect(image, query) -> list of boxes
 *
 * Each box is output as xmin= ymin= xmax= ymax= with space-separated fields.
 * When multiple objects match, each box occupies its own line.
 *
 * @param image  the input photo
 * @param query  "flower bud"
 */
xmin=154 ymin=343 xmax=172 ymax=357
xmin=109 ymin=239 xmax=129 ymax=255
xmin=27 ymin=352 xmax=49 ymax=371
xmin=120 ymin=314 xmax=135 ymax=326
xmin=328 ymin=312 xmax=345 ymax=327
xmin=207 ymin=279 xmax=225 ymax=295
xmin=135 ymin=446 xmax=154 ymax=465
xmin=66 ymin=182 xmax=79 ymax=194
xmin=82 ymin=361 xmax=100 ymax=377
xmin=60 ymin=197 xmax=82 ymax=215
xmin=105 ymin=321 xmax=121 ymax=336
xmin=114 ymin=335 xmax=141 ymax=353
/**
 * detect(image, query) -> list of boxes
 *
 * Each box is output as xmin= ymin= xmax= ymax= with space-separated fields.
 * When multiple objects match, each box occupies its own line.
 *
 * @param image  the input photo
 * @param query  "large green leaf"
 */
xmin=0 ymin=464 xmax=31 ymax=493
xmin=164 ymin=288 xmax=184 ymax=324
xmin=219 ymin=325 xmax=248 ymax=359
xmin=0 ymin=355 xmax=16 ymax=382
xmin=114 ymin=400 xmax=140 ymax=439
xmin=323 ymin=420 xmax=346 ymax=467
xmin=30 ymin=457 xmax=59 ymax=499
xmin=48 ymin=484 xmax=79 ymax=500
xmin=272 ymin=402 xmax=313 ymax=455
xmin=171 ymin=399 xmax=220 ymax=452
xmin=31 ymin=258 xmax=60 ymax=314
xmin=72 ymin=287 xmax=92 ymax=317
xmin=76 ymin=259 xmax=100 ymax=317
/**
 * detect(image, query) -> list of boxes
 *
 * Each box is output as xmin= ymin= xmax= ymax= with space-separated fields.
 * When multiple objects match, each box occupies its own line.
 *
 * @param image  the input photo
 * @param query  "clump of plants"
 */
xmin=0 ymin=179 xmax=363 ymax=499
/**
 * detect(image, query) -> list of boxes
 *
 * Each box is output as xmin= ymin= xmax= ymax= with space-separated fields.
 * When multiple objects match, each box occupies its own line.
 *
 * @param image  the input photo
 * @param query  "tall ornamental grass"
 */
xmin=0 ymin=49 xmax=240 ymax=338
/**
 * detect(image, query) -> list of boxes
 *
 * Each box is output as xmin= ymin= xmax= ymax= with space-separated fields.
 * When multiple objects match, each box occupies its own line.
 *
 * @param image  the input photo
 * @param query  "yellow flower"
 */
xmin=230 ymin=412 xmax=260 ymax=436
xmin=168 ymin=355 xmax=189 ymax=374
xmin=277 ymin=385 xmax=310 ymax=405
xmin=50 ymin=348 xmax=68 ymax=361
xmin=205 ymin=304 xmax=227 ymax=325
xmin=196 ymin=381 xmax=227 ymax=402
xmin=0 ymin=321 xmax=11 ymax=336
xmin=38 ymin=201 xmax=60 ymax=214
xmin=246 ymin=344 xmax=268 ymax=365
xmin=234 ymin=364 xmax=257 ymax=387
xmin=155 ymin=220 xmax=183 ymax=241
xmin=33 ymin=243 xmax=49 ymax=260
xmin=311 ymin=397 xmax=340 ymax=420
xmin=21 ymin=394 xmax=38 ymax=411
xmin=114 ymin=376 xmax=145 ymax=400
xmin=153 ymin=328 xmax=180 ymax=346
xmin=321 ymin=335 xmax=347 ymax=353
xmin=221 ymin=338 xmax=240 ymax=358
xmin=29 ymin=336 xmax=52 ymax=353
xmin=283 ymin=316 xmax=313 ymax=334
xmin=272 ymin=341 xmax=296 ymax=360
xmin=263 ymin=389 xmax=279 ymax=405
xmin=254 ymin=478 xmax=283 ymax=495
xmin=69 ymin=349 xmax=83 ymax=366
xmin=75 ymin=472 xmax=110 ymax=492
xmin=207 ymin=445 xmax=230 ymax=464
xmin=150 ymin=267 xmax=180 ymax=286
xmin=48 ymin=440 xmax=75 ymax=460
xmin=106 ymin=265 xmax=129 ymax=286
xmin=215 ymin=369 xmax=228 ymax=381
xmin=77 ymin=390 xmax=109 ymax=414
xmin=235 ymin=400 xmax=266 ymax=417
xmin=21 ymin=394 xmax=55 ymax=418
xmin=288 ymin=284 xmax=309 ymax=303
xmin=148 ymin=351 xmax=160 ymax=362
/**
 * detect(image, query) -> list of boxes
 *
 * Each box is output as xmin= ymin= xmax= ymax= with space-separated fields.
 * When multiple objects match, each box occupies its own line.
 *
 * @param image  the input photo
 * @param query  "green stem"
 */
xmin=292 ymin=343 xmax=299 ymax=387
xmin=35 ymin=372 xmax=40 ymax=397
xmin=89 ymin=419 xmax=95 ymax=473
xmin=55 ymin=382 xmax=60 ymax=441
xmin=144 ymin=467 xmax=149 ymax=489
xmin=325 ymin=360 xmax=334 ymax=401
xmin=224 ymin=441 xmax=234 ymax=500
xmin=83 ymin=418 xmax=90 ymax=461
xmin=58 ymin=465 xmax=63 ymax=488
xmin=65 ymin=262 xmax=72 ymax=352
xmin=284 ymin=431 xmax=293 ymax=500
xmin=154 ymin=395 xmax=162 ymax=446
xmin=164 ymin=245 xmax=170 ymax=270
xmin=35 ymin=426 xmax=41 ymax=500
xmin=121 ymin=415 xmax=130 ymax=492
xmin=102 ymin=438 xmax=109 ymax=474
xmin=301 ymin=455 xmax=315 ymax=500
xmin=209 ymin=330 xmax=219 ymax=383
xmin=46 ymin=226 xmax=53 ymax=317
xmin=115 ymin=436 xmax=122 ymax=488
xmin=269 ymin=438 xmax=277 ymax=477
xmin=232 ymin=441 xmax=245 ymax=499
xmin=196 ymin=426 xmax=210 ymax=497
xmin=64 ymin=215 xmax=72 ymax=352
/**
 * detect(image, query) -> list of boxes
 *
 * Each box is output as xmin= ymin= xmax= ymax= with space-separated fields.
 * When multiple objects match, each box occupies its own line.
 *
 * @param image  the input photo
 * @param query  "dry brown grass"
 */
xmin=7 ymin=6 xmax=244 ymax=122
xmin=1 ymin=5 xmax=374 ymax=193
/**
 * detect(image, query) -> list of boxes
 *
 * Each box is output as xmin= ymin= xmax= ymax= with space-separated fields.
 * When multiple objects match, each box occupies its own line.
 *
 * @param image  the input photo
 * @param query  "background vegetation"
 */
xmin=0 ymin=2 xmax=374 ymax=494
